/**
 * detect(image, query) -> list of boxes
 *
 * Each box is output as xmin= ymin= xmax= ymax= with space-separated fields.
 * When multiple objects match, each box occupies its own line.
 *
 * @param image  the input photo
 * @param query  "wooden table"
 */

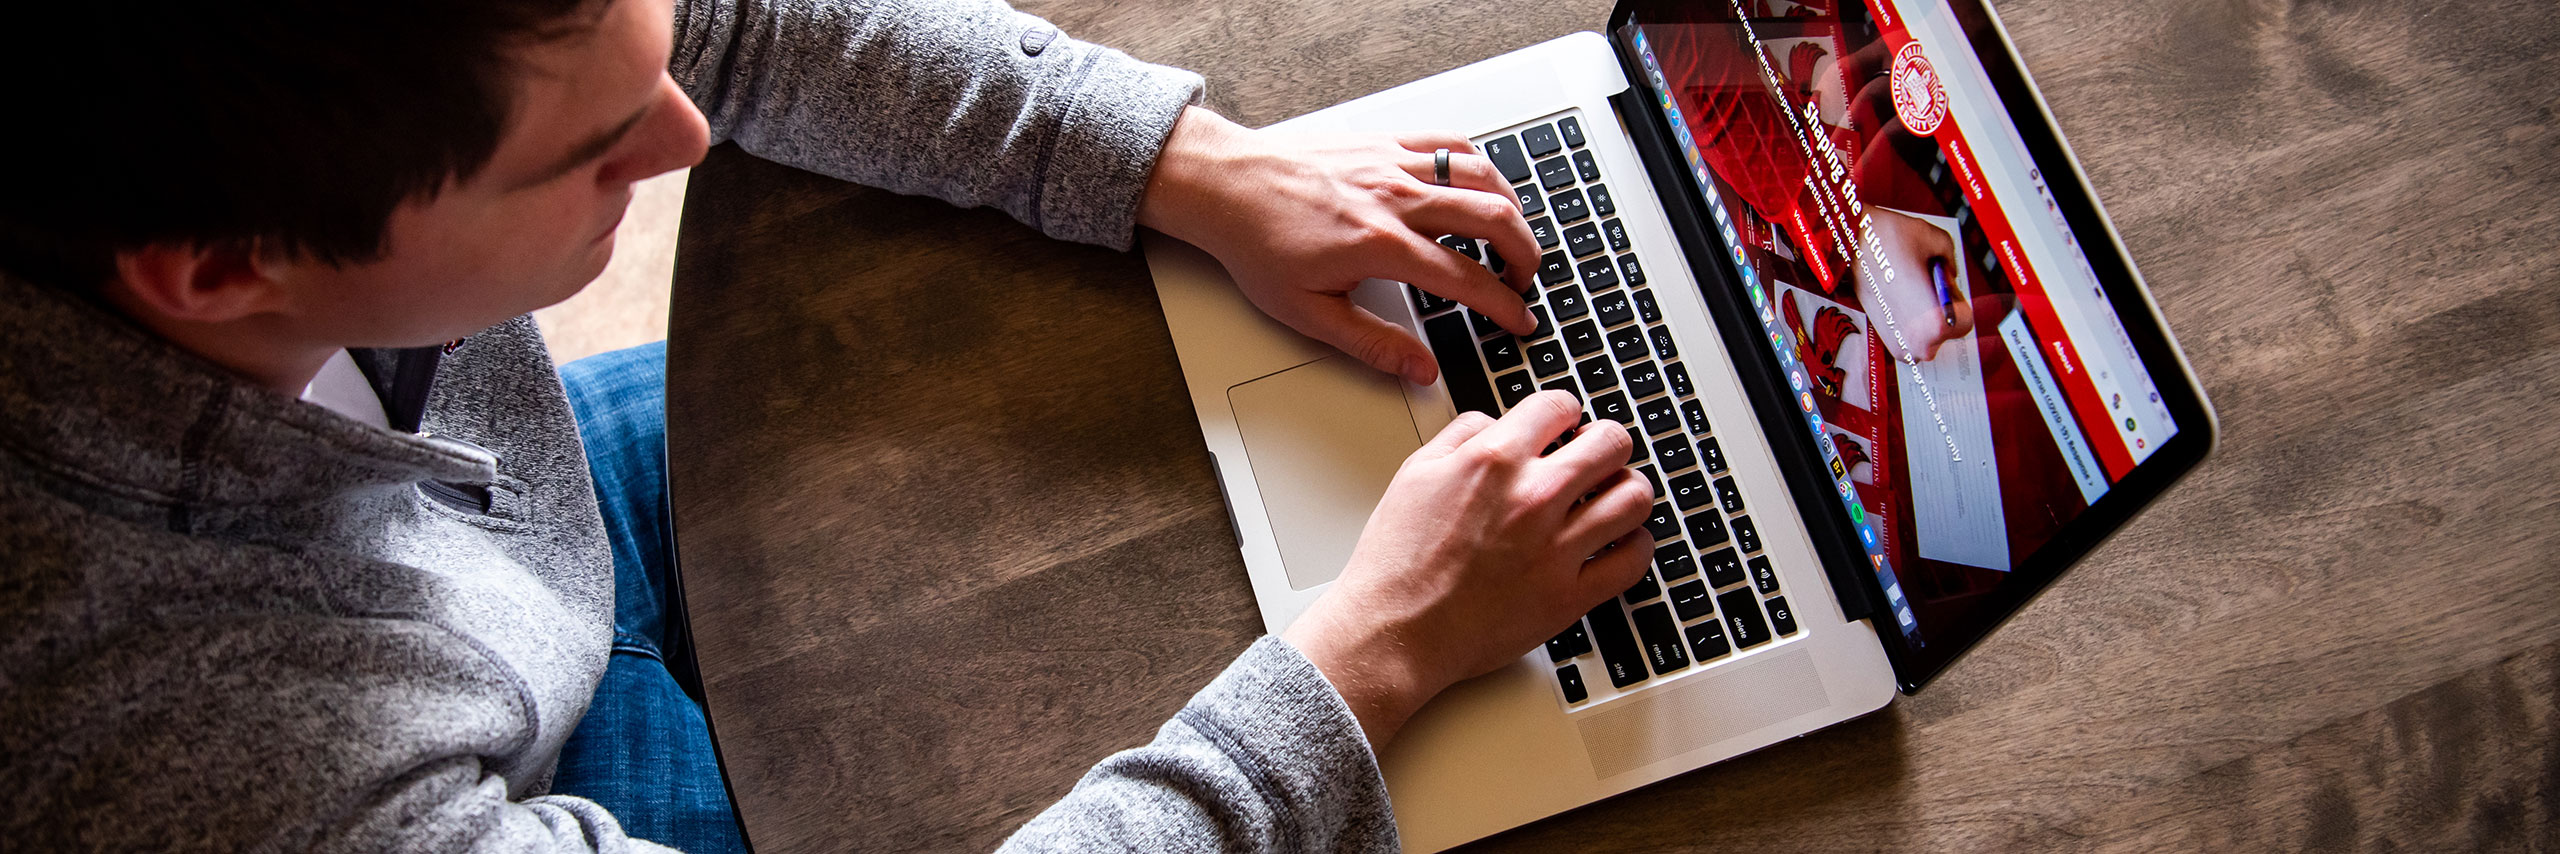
xmin=665 ymin=0 xmax=2560 ymax=850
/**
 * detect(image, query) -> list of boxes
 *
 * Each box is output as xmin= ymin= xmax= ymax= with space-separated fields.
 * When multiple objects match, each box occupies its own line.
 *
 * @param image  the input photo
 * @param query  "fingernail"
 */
xmin=1404 ymin=356 xmax=1434 ymax=385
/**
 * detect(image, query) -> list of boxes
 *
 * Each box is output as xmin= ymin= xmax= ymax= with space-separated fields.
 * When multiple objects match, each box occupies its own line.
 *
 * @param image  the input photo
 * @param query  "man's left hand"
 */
xmin=1137 ymin=107 xmax=1543 ymax=386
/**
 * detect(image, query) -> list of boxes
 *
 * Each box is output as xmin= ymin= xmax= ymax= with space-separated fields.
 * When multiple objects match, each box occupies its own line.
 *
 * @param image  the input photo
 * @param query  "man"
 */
xmin=0 ymin=0 xmax=1655 ymax=850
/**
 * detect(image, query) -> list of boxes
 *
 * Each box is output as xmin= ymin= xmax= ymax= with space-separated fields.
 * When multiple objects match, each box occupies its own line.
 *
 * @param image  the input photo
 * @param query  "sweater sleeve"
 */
xmin=668 ymin=0 xmax=1206 ymax=250
xmin=997 ymin=636 xmax=1401 ymax=853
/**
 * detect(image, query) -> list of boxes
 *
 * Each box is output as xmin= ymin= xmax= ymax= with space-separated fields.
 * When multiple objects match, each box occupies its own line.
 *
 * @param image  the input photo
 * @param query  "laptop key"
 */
xmin=1654 ymin=433 xmax=1695 ymax=472
xmin=1577 ymin=257 xmax=1619 ymax=292
xmin=1749 ymin=555 xmax=1779 ymax=594
xmin=1558 ymin=115 xmax=1586 ymax=148
xmin=1513 ymin=183 xmax=1546 ymax=217
xmin=1588 ymin=182 xmax=1616 ymax=216
xmin=1592 ymin=289 xmax=1633 ymax=326
xmin=1538 ymin=251 xmax=1574 ymax=286
xmin=1649 ymin=326 xmax=1679 ymax=360
xmin=1714 ymin=477 xmax=1744 ymax=514
xmin=1561 ymin=320 xmax=1603 ymax=356
xmin=1667 ymin=362 xmax=1695 ymax=397
xmin=1624 ymin=362 xmax=1664 ymax=400
xmin=1437 ymin=234 xmax=1480 ymax=261
xmin=1527 ymin=304 xmax=1553 ymax=339
xmin=1493 ymin=370 xmax=1536 ymax=409
xmin=1607 ymin=325 xmax=1649 ymax=364
xmin=1564 ymin=222 xmax=1604 ymax=257
xmin=1467 ymin=307 xmax=1503 ymax=339
xmin=1484 ymin=135 xmax=1533 ymax=184
xmin=1522 ymin=123 xmax=1563 ymax=158
xmin=1655 ymin=544 xmax=1697 ymax=581
xmin=1556 ymin=664 xmax=1589 ymax=703
xmin=1669 ymin=580 xmax=1715 ymax=622
xmin=1623 ymin=570 xmax=1660 ymax=605
xmin=1626 ymin=423 xmax=1646 ymax=464
xmin=1547 ymin=620 xmax=1593 ymax=662
xmin=1700 ymin=436 xmax=1728 ymax=473
xmin=1638 ymin=397 xmax=1680 ymax=436
xmin=1603 ymin=217 xmax=1631 ymax=252
xmin=1644 ymin=502 xmax=1680 ymax=541
xmin=1632 ymin=603 xmax=1690 ymax=675
xmin=1548 ymin=187 xmax=1588 ymax=223
xmin=1423 ymin=313 xmax=1498 ymax=415
xmin=1544 ymin=293 xmax=1590 ymax=331
xmin=1538 ymin=374 xmax=1579 ymax=400
xmin=1528 ymin=217 xmax=1559 ymax=250
xmin=1684 ymin=510 xmax=1729 ymax=549
xmin=1526 ymin=340 xmax=1569 ymax=378
xmin=1410 ymin=285 xmax=1455 ymax=317
xmin=1572 ymin=149 xmax=1601 ymax=182
xmin=1732 ymin=515 xmax=1761 ymax=553
xmin=1702 ymin=547 xmax=1745 ymax=588
xmin=1632 ymin=287 xmax=1660 ymax=322
xmin=1591 ymin=391 xmax=1634 ymax=425
xmin=1619 ymin=253 xmax=1647 ymax=286
xmin=1718 ymin=588 xmax=1773 ymax=649
xmin=1536 ymin=155 xmax=1576 ymax=190
xmin=1766 ymin=596 xmax=1799 ymax=635
xmin=1685 ymin=617 xmax=1731 ymax=661
xmin=1575 ymin=356 xmax=1618 ymax=394
xmin=1586 ymin=603 xmax=1648 ymax=688
xmin=1637 ymin=464 xmax=1663 ymax=499
xmin=1668 ymin=471 xmax=1712 ymax=512
xmin=1481 ymin=335 xmax=1524 ymax=372
xmin=1681 ymin=399 xmax=1710 ymax=435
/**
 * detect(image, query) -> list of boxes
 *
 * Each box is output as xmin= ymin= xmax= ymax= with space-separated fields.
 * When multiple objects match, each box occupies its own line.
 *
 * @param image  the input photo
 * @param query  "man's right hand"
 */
xmin=1280 ymin=391 xmax=1655 ymax=748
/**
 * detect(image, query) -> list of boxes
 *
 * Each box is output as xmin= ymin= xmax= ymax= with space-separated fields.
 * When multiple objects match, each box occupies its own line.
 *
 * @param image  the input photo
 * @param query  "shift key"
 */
xmin=1585 ymin=602 xmax=1649 ymax=688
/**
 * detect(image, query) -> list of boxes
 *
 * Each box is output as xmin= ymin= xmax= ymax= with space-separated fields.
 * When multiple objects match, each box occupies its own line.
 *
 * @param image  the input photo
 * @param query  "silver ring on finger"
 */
xmin=1432 ymin=148 xmax=1451 ymax=186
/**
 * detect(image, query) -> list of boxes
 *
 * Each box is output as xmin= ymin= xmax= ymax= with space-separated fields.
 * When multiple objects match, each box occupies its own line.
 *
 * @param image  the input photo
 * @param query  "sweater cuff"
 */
xmin=1034 ymin=30 xmax=1205 ymax=250
xmin=1178 ymin=635 xmax=1399 ymax=850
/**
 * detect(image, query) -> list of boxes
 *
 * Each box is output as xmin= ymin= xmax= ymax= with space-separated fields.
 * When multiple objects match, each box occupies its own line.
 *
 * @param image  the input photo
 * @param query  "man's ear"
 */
xmin=110 ymin=240 xmax=291 ymax=325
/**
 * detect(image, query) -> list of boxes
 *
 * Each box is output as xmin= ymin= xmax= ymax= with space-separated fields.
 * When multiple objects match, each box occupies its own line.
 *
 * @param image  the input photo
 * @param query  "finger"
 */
xmin=1574 ymin=527 xmax=1657 ymax=606
xmin=1392 ymin=131 xmax=1480 ymax=157
xmin=1413 ymin=411 xmax=1497 ymax=461
xmin=1387 ymin=233 xmax=1536 ymax=336
xmin=1402 ymin=186 xmax=1539 ymax=298
xmin=1559 ymin=469 xmax=1654 ymax=558
xmin=1279 ymin=295 xmax=1439 ymax=385
xmin=1537 ymin=418 xmax=1637 ymax=505
xmin=1841 ymin=36 xmax=1892 ymax=84
xmin=1394 ymin=153 xmax=1538 ymax=294
xmin=1465 ymin=389 xmax=1583 ymax=459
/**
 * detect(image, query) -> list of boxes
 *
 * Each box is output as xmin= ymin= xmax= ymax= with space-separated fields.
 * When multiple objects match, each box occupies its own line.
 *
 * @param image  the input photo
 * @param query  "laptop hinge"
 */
xmin=1603 ymin=83 xmax=1885 ymax=626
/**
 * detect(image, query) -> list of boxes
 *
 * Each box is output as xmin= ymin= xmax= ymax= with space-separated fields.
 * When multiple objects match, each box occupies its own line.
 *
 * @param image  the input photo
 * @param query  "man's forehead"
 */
xmin=485 ymin=0 xmax=666 ymax=180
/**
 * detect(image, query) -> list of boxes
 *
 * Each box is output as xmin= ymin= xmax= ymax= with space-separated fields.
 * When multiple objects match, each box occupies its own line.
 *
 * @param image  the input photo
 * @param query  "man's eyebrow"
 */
xmin=512 ymin=105 xmax=649 ymax=189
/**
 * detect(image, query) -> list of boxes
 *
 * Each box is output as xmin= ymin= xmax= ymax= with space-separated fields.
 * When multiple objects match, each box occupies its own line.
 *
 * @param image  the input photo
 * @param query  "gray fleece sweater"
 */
xmin=0 ymin=0 xmax=1397 ymax=850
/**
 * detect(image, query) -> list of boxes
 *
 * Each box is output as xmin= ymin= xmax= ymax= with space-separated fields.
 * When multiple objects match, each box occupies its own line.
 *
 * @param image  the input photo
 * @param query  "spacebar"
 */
xmin=1423 ymin=312 xmax=1497 ymax=416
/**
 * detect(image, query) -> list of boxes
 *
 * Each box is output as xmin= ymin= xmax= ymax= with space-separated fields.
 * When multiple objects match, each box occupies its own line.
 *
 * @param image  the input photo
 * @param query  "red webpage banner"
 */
xmin=1859 ymin=0 xmax=2135 ymax=479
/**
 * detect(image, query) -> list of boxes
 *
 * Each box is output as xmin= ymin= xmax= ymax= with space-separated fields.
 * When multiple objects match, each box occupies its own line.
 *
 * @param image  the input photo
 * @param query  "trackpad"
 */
xmin=1229 ymin=356 xmax=1424 ymax=590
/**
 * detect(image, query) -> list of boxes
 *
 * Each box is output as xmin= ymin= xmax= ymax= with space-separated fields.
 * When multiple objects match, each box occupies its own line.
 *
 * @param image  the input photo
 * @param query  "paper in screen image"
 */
xmin=1882 ymin=209 xmax=2007 ymax=572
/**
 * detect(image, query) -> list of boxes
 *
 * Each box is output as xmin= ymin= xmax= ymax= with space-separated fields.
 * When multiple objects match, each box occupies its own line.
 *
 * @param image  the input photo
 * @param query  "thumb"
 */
xmin=1288 ymin=295 xmax=1438 ymax=386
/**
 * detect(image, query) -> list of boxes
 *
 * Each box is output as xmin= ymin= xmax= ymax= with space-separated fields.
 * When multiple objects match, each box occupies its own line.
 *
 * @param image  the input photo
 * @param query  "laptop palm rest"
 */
xmin=1228 ymin=354 xmax=1425 ymax=590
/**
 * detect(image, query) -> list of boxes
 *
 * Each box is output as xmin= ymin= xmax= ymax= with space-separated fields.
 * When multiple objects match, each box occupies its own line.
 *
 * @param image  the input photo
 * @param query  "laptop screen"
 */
xmin=1614 ymin=0 xmax=2189 ymax=683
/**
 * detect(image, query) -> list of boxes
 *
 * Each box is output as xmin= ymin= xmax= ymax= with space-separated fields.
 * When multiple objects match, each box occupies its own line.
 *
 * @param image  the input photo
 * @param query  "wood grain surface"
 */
xmin=665 ymin=0 xmax=2560 ymax=850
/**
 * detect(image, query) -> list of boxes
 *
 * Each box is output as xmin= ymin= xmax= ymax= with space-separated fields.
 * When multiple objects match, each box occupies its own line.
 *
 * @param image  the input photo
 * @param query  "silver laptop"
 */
xmin=1145 ymin=1 xmax=2217 ymax=849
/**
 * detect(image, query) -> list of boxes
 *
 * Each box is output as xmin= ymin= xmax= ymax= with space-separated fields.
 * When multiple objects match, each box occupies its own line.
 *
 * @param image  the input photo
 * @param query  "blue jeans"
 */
xmin=552 ymin=341 xmax=750 ymax=853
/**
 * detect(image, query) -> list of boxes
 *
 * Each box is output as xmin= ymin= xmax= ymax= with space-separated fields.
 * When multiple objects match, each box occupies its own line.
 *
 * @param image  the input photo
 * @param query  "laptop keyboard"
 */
xmin=1414 ymin=111 xmax=1801 ymax=709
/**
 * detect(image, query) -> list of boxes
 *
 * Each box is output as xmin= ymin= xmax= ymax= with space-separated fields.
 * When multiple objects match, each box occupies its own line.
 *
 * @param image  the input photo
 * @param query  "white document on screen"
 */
xmin=1894 ymin=212 xmax=2010 ymax=572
